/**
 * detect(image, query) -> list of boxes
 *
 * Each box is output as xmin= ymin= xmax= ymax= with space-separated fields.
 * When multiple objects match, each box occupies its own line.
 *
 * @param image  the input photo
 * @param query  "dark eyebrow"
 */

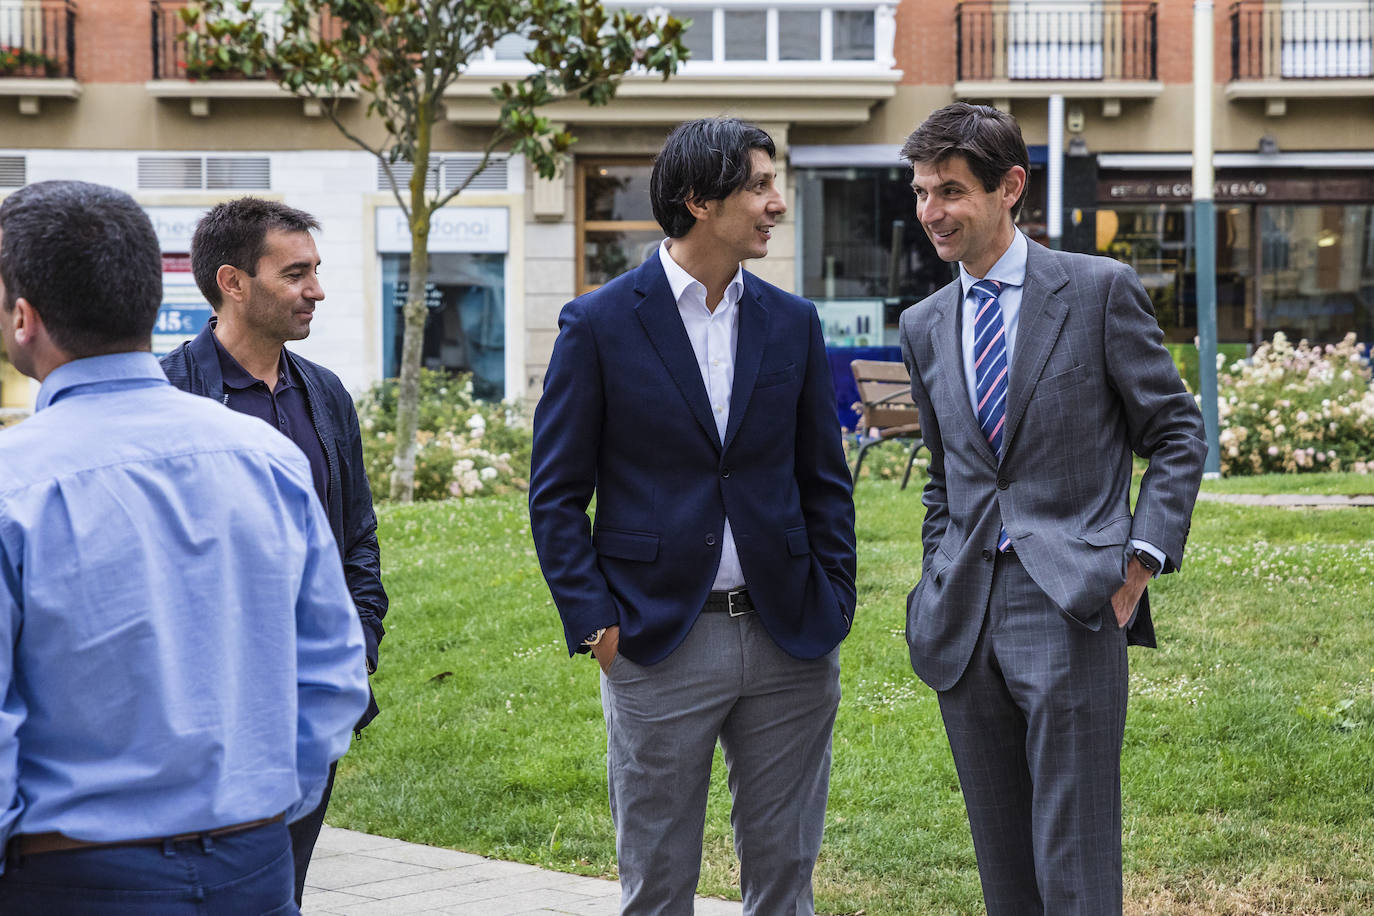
xmin=279 ymin=260 xmax=317 ymax=275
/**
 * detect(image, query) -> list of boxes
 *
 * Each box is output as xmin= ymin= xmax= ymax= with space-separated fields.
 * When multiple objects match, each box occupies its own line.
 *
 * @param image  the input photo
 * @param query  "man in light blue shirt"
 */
xmin=0 ymin=180 xmax=369 ymax=914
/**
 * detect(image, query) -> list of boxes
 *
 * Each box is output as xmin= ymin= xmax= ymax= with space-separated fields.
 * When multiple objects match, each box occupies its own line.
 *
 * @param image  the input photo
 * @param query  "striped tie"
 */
xmin=971 ymin=279 xmax=1013 ymax=553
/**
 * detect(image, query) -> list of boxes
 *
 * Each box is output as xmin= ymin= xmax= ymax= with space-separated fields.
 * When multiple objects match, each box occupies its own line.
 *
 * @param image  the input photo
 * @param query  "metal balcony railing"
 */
xmin=150 ymin=1 xmax=339 ymax=80
xmin=956 ymin=1 xmax=1157 ymax=82
xmin=0 ymin=0 xmax=77 ymax=79
xmin=1231 ymin=0 xmax=1373 ymax=80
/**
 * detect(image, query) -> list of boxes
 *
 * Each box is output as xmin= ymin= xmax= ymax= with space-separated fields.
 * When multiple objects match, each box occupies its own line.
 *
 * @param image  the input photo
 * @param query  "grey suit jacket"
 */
xmin=899 ymin=240 xmax=1206 ymax=691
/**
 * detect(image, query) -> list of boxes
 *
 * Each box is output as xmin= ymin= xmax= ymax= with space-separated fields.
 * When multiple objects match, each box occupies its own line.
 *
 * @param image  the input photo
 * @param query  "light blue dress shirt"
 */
xmin=958 ymin=231 xmax=1165 ymax=573
xmin=0 ymin=353 xmax=369 ymax=870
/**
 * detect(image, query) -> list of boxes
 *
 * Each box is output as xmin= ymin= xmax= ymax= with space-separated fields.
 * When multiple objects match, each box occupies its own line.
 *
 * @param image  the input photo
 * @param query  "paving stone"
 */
xmin=304 ymin=850 xmax=434 ymax=890
xmin=305 ymin=826 xmax=742 ymax=915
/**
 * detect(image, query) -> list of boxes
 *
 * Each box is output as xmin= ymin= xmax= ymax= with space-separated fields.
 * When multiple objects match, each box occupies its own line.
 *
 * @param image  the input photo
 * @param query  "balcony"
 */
xmin=954 ymin=1 xmax=1162 ymax=114
xmin=147 ymin=0 xmax=351 ymax=117
xmin=446 ymin=1 xmax=902 ymax=127
xmin=0 ymin=0 xmax=80 ymax=114
xmin=1228 ymin=0 xmax=1374 ymax=113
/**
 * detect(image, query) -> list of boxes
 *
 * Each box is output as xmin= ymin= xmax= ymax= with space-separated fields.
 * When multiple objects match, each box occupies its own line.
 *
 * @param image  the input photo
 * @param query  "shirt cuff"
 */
xmin=1130 ymin=539 xmax=1166 ymax=578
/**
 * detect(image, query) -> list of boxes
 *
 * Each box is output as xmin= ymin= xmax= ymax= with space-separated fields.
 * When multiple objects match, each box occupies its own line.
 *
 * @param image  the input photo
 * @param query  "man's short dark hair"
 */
xmin=191 ymin=197 xmax=320 ymax=309
xmin=0 ymin=180 xmax=162 ymax=357
xmin=900 ymin=102 xmax=1031 ymax=218
xmin=650 ymin=118 xmax=777 ymax=238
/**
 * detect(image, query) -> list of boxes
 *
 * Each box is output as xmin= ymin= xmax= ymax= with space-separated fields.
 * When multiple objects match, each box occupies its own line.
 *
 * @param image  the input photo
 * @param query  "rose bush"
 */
xmin=1216 ymin=332 xmax=1374 ymax=476
xmin=356 ymin=369 xmax=530 ymax=501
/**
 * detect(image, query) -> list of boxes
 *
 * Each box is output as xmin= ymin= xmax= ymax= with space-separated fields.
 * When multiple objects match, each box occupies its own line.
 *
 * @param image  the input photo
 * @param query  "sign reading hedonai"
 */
xmin=375 ymin=206 xmax=509 ymax=254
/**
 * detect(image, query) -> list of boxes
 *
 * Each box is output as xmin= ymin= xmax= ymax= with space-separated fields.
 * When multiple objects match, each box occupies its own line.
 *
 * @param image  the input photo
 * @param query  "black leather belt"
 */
xmin=703 ymin=588 xmax=754 ymax=616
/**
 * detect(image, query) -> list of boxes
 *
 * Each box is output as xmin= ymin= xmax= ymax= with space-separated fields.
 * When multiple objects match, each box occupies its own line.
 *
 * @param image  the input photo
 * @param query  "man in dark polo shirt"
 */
xmin=160 ymin=198 xmax=387 ymax=904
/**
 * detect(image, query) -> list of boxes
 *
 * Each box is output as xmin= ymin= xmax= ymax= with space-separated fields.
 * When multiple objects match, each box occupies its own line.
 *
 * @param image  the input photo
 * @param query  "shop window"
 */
xmin=577 ymin=159 xmax=661 ymax=295
xmin=797 ymin=166 xmax=949 ymax=346
xmin=1096 ymin=203 xmax=1253 ymax=344
xmin=381 ymin=253 xmax=506 ymax=400
xmin=1256 ymin=204 xmax=1374 ymax=343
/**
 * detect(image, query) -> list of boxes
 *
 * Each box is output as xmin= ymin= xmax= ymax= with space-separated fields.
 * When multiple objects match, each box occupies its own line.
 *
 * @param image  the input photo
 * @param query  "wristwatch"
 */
xmin=1132 ymin=548 xmax=1162 ymax=575
xmin=583 ymin=627 xmax=607 ymax=648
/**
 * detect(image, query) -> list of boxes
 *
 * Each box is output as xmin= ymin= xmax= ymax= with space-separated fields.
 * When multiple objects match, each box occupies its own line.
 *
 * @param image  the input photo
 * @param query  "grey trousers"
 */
xmin=600 ymin=610 xmax=841 ymax=916
xmin=937 ymin=550 xmax=1129 ymax=916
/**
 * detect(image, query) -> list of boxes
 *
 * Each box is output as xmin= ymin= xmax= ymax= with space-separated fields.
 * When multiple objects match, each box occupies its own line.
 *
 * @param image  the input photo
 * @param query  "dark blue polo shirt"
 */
xmin=212 ymin=333 xmax=330 ymax=509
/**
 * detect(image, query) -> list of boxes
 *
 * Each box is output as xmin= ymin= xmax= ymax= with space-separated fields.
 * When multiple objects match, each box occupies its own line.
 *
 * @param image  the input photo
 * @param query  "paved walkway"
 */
xmin=302 ymin=826 xmax=744 ymax=916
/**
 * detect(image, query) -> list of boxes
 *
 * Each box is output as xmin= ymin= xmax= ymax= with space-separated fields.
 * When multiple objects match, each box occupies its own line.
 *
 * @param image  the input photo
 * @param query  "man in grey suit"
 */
xmin=898 ymin=103 xmax=1206 ymax=914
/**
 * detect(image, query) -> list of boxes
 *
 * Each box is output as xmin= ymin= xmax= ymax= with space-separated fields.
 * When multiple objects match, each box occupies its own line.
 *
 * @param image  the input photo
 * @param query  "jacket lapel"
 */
xmin=633 ymin=257 xmax=722 ymax=450
xmin=1002 ymin=243 xmax=1070 ymax=453
xmin=934 ymin=282 xmax=999 ymax=467
xmin=722 ymin=276 xmax=768 ymax=453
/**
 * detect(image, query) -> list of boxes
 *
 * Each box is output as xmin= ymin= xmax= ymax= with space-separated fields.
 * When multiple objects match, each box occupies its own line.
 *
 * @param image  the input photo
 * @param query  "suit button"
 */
xmin=721 ymin=468 xmax=731 ymax=478
xmin=981 ymin=548 xmax=993 ymax=561
xmin=706 ymin=534 xmax=717 ymax=546
xmin=997 ymin=477 xmax=1009 ymax=490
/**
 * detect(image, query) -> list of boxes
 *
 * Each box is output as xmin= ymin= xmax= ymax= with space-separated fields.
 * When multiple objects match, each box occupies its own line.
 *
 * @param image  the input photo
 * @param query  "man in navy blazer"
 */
xmin=529 ymin=118 xmax=856 ymax=915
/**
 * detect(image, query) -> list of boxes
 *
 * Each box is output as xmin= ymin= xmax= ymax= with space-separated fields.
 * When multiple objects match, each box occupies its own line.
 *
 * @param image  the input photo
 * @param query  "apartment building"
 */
xmin=1 ymin=0 xmax=1371 ymax=409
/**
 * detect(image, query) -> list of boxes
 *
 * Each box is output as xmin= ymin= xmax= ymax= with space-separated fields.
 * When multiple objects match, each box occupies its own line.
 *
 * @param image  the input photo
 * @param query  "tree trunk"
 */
xmin=389 ymin=110 xmax=434 ymax=503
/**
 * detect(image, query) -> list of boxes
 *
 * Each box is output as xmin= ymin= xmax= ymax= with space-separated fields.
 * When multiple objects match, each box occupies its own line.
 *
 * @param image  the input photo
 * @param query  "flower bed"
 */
xmin=1217 ymin=332 xmax=1374 ymax=475
xmin=356 ymin=369 xmax=530 ymax=501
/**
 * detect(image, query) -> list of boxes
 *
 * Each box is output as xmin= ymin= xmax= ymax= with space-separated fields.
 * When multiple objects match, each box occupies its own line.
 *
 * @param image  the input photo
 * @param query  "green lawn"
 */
xmin=331 ymin=476 xmax=1374 ymax=915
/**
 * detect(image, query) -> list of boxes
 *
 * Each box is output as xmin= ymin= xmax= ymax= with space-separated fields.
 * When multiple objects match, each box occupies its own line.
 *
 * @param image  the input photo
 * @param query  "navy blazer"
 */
xmin=529 ymin=255 xmax=856 ymax=665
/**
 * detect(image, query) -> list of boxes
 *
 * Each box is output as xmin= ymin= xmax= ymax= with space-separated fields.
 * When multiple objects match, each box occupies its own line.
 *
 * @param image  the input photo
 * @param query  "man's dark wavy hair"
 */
xmin=900 ymin=102 xmax=1031 ymax=218
xmin=651 ymin=118 xmax=776 ymax=238
xmin=0 ymin=180 xmax=162 ymax=357
xmin=191 ymin=197 xmax=320 ymax=309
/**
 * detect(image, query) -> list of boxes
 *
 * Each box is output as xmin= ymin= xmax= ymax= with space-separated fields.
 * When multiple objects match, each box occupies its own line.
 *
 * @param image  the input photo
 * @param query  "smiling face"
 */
xmin=698 ymin=148 xmax=787 ymax=264
xmin=235 ymin=229 xmax=324 ymax=345
xmin=911 ymin=153 xmax=1025 ymax=278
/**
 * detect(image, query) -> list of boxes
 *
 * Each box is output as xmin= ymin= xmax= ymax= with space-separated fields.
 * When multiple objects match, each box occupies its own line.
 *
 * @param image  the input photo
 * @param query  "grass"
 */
xmin=330 ymin=475 xmax=1374 ymax=915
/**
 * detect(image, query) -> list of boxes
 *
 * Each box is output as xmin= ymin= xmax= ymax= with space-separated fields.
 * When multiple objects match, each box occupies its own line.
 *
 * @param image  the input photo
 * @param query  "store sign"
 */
xmin=1100 ymin=178 xmax=1270 ymax=202
xmin=1099 ymin=172 xmax=1374 ymax=204
xmin=375 ymin=206 xmax=508 ymax=254
xmin=144 ymin=208 xmax=215 ymax=356
xmin=146 ymin=206 xmax=211 ymax=251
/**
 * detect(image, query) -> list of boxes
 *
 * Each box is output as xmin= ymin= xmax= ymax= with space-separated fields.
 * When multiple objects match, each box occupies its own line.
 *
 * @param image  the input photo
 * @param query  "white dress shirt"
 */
xmin=957 ymin=230 xmax=1164 ymax=573
xmin=658 ymin=240 xmax=747 ymax=590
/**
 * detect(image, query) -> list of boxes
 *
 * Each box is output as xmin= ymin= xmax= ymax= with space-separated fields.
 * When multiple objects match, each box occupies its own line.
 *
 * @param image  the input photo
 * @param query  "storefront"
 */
xmin=375 ymin=205 xmax=511 ymax=400
xmin=791 ymin=144 xmax=1053 ymax=346
xmin=1096 ymin=159 xmax=1374 ymax=346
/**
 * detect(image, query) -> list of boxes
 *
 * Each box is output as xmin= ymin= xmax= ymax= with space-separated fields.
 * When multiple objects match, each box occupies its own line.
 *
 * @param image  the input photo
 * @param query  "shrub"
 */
xmin=356 ymin=369 xmax=530 ymax=502
xmin=1216 ymin=332 xmax=1374 ymax=476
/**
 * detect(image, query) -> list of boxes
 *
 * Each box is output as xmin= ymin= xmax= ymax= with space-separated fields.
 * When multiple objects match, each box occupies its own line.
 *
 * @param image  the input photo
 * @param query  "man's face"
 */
xmin=911 ymin=154 xmax=1023 ymax=278
xmin=235 ymin=228 xmax=324 ymax=344
xmin=699 ymin=148 xmax=787 ymax=263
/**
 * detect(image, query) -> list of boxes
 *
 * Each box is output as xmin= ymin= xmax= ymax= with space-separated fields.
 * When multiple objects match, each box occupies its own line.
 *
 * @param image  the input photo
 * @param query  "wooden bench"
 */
xmin=849 ymin=359 xmax=923 ymax=490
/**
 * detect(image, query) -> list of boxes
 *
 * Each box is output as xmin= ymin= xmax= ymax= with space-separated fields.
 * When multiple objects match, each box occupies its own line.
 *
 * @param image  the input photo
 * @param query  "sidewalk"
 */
xmin=301 ymin=825 xmax=744 ymax=915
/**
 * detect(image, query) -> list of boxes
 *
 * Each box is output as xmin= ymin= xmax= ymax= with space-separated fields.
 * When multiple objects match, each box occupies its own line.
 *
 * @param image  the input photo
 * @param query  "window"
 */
xmin=381 ymin=254 xmax=507 ymax=399
xmin=797 ymin=167 xmax=950 ymax=345
xmin=1281 ymin=0 xmax=1373 ymax=77
xmin=577 ymin=159 xmax=661 ymax=294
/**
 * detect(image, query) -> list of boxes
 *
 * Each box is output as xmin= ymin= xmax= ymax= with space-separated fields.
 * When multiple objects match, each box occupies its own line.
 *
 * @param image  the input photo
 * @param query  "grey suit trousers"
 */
xmin=600 ymin=610 xmax=841 ymax=916
xmin=938 ymin=550 xmax=1128 ymax=916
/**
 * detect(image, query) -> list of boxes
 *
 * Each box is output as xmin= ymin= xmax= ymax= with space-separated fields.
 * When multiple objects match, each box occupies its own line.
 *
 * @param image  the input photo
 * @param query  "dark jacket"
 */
xmin=529 ymin=255 xmax=856 ymax=665
xmin=162 ymin=322 xmax=387 ymax=728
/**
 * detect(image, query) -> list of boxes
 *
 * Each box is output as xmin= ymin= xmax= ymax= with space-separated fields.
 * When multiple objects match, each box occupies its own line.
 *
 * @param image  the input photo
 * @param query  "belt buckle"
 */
xmin=727 ymin=589 xmax=749 ymax=617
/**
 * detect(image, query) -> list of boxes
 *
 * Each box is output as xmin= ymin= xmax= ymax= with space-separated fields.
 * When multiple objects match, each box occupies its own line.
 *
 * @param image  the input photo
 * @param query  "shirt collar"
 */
xmin=211 ymin=326 xmax=292 ymax=392
xmin=36 ymin=352 xmax=168 ymax=412
xmin=658 ymin=239 xmax=744 ymax=310
xmin=959 ymin=229 xmax=1028 ymax=299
